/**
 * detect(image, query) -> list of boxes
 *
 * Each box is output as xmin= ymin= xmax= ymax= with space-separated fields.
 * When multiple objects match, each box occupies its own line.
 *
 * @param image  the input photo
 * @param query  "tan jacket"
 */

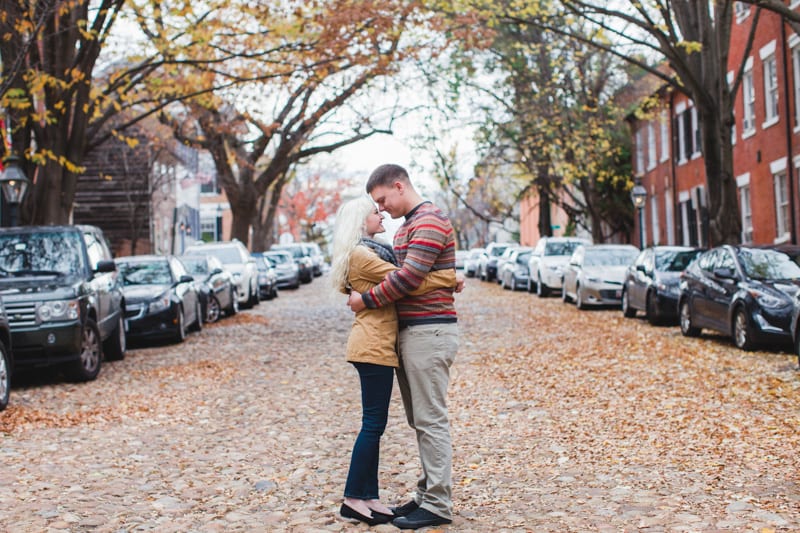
xmin=345 ymin=245 xmax=456 ymax=367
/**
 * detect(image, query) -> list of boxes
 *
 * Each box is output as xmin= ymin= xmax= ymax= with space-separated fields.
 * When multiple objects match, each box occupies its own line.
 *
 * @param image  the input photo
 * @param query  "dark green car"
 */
xmin=0 ymin=225 xmax=125 ymax=381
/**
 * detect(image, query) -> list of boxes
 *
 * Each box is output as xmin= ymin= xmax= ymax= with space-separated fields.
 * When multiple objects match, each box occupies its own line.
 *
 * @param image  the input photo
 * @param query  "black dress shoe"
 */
xmin=340 ymin=503 xmax=393 ymax=526
xmin=392 ymin=508 xmax=452 ymax=529
xmin=390 ymin=500 xmax=419 ymax=517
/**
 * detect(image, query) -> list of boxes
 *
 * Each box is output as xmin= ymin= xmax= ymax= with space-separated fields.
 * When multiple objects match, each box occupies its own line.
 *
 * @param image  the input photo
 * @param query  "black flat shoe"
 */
xmin=340 ymin=503 xmax=393 ymax=526
xmin=390 ymin=500 xmax=419 ymax=517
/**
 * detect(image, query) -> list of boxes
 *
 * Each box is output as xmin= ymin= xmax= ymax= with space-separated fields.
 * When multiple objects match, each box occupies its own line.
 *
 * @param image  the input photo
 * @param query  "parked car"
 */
xmin=527 ymin=237 xmax=591 ymax=297
xmin=622 ymin=246 xmax=702 ymax=325
xmin=479 ymin=242 xmax=516 ymax=282
xmin=180 ymin=254 xmax=238 ymax=323
xmin=117 ymin=255 xmax=203 ymax=343
xmin=499 ymin=247 xmax=533 ymax=291
xmin=562 ymin=244 xmax=640 ymax=309
xmin=679 ymin=245 xmax=800 ymax=351
xmin=0 ymin=300 xmax=12 ymax=411
xmin=0 ymin=225 xmax=125 ymax=381
xmin=463 ymin=248 xmax=485 ymax=278
xmin=254 ymin=254 xmax=278 ymax=300
xmin=305 ymin=242 xmax=325 ymax=277
xmin=262 ymin=250 xmax=301 ymax=289
xmin=455 ymin=250 xmax=469 ymax=270
xmin=184 ymin=240 xmax=260 ymax=308
xmin=271 ymin=243 xmax=313 ymax=283
xmin=494 ymin=246 xmax=521 ymax=284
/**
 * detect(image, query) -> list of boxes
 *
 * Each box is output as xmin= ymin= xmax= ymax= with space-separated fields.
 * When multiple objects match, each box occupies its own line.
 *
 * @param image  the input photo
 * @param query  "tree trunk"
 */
xmin=536 ymin=164 xmax=553 ymax=237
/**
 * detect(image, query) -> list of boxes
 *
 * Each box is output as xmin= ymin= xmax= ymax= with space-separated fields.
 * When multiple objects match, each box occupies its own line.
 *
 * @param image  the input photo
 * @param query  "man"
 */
xmin=347 ymin=163 xmax=459 ymax=529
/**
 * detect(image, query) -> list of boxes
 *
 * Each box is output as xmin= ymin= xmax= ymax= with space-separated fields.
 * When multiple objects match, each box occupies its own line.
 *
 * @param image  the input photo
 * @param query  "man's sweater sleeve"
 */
xmin=362 ymin=216 xmax=447 ymax=308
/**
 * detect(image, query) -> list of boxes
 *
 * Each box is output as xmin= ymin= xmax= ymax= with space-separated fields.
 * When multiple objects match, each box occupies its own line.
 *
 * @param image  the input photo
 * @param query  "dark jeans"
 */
xmin=344 ymin=362 xmax=394 ymax=500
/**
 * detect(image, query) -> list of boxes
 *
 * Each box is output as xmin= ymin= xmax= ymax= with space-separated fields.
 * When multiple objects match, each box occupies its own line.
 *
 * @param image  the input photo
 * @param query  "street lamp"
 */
xmin=0 ymin=155 xmax=30 ymax=226
xmin=630 ymin=177 xmax=647 ymax=249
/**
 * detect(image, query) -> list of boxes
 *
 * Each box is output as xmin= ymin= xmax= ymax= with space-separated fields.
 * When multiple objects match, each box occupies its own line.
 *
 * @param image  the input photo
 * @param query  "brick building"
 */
xmin=629 ymin=4 xmax=800 ymax=248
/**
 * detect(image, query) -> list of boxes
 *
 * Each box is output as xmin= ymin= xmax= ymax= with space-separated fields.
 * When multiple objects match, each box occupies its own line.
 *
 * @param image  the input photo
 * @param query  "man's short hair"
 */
xmin=366 ymin=164 xmax=410 ymax=193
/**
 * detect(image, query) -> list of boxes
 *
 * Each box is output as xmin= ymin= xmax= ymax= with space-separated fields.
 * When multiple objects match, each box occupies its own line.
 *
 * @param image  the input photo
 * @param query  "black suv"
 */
xmin=0 ymin=299 xmax=12 ymax=411
xmin=0 ymin=225 xmax=125 ymax=381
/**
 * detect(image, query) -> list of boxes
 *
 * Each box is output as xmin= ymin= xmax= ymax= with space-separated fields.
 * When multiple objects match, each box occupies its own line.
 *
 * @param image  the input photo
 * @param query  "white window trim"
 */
xmin=759 ymin=40 xmax=776 ymax=60
xmin=690 ymin=107 xmax=702 ymax=159
xmin=770 ymin=157 xmax=787 ymax=175
xmin=735 ymin=2 xmax=751 ymax=23
xmin=647 ymin=121 xmax=657 ymax=171
xmin=736 ymin=172 xmax=750 ymax=187
xmin=675 ymin=101 xmax=687 ymax=114
xmin=742 ymin=63 xmax=756 ymax=137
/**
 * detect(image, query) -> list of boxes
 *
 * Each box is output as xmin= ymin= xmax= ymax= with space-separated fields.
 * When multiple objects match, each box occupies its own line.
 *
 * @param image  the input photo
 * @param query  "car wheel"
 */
xmin=537 ymin=274 xmax=549 ymax=298
xmin=0 ymin=342 xmax=10 ymax=412
xmin=679 ymin=300 xmax=701 ymax=337
xmin=576 ymin=284 xmax=587 ymax=310
xmin=733 ymin=307 xmax=756 ymax=351
xmin=66 ymin=318 xmax=102 ymax=382
xmin=646 ymin=292 xmax=660 ymax=326
xmin=103 ymin=315 xmax=126 ymax=361
xmin=190 ymin=300 xmax=203 ymax=332
xmin=226 ymin=288 xmax=238 ymax=316
xmin=502 ymin=275 xmax=510 ymax=290
xmin=174 ymin=307 xmax=186 ymax=343
xmin=271 ymin=285 xmax=279 ymax=299
xmin=622 ymin=289 xmax=636 ymax=318
xmin=207 ymin=295 xmax=221 ymax=323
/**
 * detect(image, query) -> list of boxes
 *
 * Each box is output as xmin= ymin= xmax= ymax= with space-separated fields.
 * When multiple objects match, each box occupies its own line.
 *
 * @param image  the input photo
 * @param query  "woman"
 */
xmin=330 ymin=196 xmax=455 ymax=526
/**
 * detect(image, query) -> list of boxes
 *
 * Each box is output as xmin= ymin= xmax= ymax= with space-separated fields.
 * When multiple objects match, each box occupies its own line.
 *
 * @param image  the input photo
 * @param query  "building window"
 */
xmin=647 ymin=122 xmax=657 ymax=170
xmin=675 ymin=110 xmax=688 ymax=163
xmin=763 ymin=55 xmax=779 ymax=126
xmin=734 ymin=2 xmax=750 ymax=21
xmin=690 ymin=106 xmax=701 ymax=157
xmin=742 ymin=69 xmax=756 ymax=136
xmin=659 ymin=110 xmax=669 ymax=162
xmin=635 ymin=127 xmax=645 ymax=174
xmin=774 ymin=172 xmax=790 ymax=241
xmin=739 ymin=184 xmax=753 ymax=243
xmin=650 ymin=194 xmax=660 ymax=246
xmin=793 ymin=45 xmax=800 ymax=129
xmin=200 ymin=217 xmax=218 ymax=242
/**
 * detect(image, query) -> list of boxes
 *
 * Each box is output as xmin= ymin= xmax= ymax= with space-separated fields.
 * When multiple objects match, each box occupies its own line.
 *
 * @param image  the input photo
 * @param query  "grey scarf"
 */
xmin=361 ymin=237 xmax=398 ymax=266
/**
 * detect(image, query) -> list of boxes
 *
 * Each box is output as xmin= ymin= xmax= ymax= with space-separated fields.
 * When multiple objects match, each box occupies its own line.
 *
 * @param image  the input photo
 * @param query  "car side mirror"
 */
xmin=95 ymin=260 xmax=116 ymax=273
xmin=211 ymin=267 xmax=223 ymax=275
xmin=636 ymin=264 xmax=647 ymax=273
xmin=178 ymin=274 xmax=194 ymax=284
xmin=713 ymin=267 xmax=736 ymax=280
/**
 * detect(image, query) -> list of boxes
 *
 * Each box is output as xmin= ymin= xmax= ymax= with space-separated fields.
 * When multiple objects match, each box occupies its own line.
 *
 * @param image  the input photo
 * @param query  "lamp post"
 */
xmin=0 ymin=155 xmax=30 ymax=227
xmin=630 ymin=177 xmax=647 ymax=249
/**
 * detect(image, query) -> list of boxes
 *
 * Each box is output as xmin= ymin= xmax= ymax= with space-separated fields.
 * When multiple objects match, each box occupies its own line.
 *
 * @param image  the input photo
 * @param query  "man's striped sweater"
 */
xmin=362 ymin=201 xmax=457 ymax=327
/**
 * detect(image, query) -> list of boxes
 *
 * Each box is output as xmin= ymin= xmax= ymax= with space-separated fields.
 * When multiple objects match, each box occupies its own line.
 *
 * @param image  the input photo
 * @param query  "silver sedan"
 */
xmin=562 ymin=244 xmax=640 ymax=309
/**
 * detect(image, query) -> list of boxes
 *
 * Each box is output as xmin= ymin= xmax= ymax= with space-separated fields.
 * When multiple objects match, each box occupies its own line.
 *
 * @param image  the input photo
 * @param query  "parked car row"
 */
xmin=467 ymin=239 xmax=800 ymax=363
xmin=0 ymin=227 xmax=326 ymax=412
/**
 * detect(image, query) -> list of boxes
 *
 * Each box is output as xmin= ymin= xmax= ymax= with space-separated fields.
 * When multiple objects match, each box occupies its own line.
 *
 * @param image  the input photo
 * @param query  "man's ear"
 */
xmin=393 ymin=180 xmax=405 ymax=194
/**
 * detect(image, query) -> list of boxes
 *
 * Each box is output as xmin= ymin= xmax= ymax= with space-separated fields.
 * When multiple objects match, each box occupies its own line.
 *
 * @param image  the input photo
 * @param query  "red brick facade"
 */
xmin=630 ymin=5 xmax=800 ymax=248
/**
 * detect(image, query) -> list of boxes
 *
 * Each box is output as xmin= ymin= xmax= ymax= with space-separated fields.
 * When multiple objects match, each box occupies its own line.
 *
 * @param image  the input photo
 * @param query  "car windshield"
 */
xmin=202 ymin=248 xmax=242 ymax=265
xmin=181 ymin=258 xmax=208 ymax=275
xmin=545 ymin=241 xmax=583 ymax=256
xmin=119 ymin=261 xmax=173 ymax=285
xmin=0 ymin=231 xmax=85 ymax=275
xmin=267 ymin=253 xmax=289 ymax=265
xmin=490 ymin=246 xmax=508 ymax=257
xmin=655 ymin=250 xmax=702 ymax=272
xmin=737 ymin=248 xmax=800 ymax=280
xmin=275 ymin=247 xmax=304 ymax=259
xmin=583 ymin=249 xmax=638 ymax=267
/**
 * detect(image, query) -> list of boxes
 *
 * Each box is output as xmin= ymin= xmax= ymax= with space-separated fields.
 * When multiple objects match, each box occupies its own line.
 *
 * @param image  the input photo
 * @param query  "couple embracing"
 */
xmin=330 ymin=164 xmax=461 ymax=529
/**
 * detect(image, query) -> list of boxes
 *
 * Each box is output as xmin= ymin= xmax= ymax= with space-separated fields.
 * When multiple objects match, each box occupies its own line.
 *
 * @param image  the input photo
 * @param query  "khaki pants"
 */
xmin=396 ymin=323 xmax=459 ymax=519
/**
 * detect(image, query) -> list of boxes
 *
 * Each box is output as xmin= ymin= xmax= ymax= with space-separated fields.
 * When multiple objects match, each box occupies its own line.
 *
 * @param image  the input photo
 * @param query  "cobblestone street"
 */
xmin=1 ymin=275 xmax=799 ymax=532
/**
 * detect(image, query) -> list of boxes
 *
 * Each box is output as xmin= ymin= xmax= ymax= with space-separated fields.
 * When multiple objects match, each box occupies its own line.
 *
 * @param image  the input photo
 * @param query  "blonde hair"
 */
xmin=330 ymin=196 xmax=378 ymax=294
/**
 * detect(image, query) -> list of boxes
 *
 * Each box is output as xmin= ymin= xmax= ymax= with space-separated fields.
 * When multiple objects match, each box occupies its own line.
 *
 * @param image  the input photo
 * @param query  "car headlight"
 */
xmin=233 ymin=273 xmax=242 ymax=280
xmin=38 ymin=299 xmax=80 ymax=322
xmin=148 ymin=294 xmax=171 ymax=314
xmin=658 ymin=282 xmax=680 ymax=295
xmin=748 ymin=289 xmax=789 ymax=309
xmin=546 ymin=265 xmax=560 ymax=271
